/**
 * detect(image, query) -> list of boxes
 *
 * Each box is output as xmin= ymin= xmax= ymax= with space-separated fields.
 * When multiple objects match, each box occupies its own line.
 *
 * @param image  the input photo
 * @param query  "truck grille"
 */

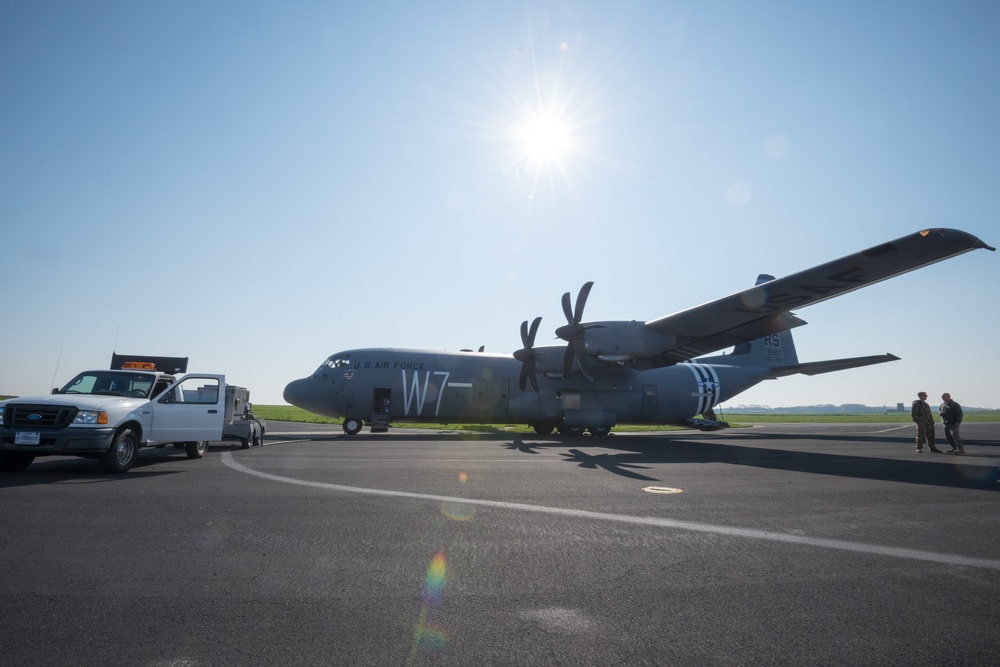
xmin=3 ymin=404 xmax=78 ymax=429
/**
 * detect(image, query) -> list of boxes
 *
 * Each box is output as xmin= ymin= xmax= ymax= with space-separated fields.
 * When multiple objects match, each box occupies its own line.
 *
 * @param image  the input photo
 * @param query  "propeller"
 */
xmin=554 ymin=281 xmax=601 ymax=379
xmin=513 ymin=316 xmax=543 ymax=390
xmin=559 ymin=281 xmax=593 ymax=332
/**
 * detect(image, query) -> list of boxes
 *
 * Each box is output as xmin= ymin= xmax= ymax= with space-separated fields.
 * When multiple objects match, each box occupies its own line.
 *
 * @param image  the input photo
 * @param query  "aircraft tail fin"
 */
xmin=697 ymin=274 xmax=901 ymax=376
xmin=724 ymin=324 xmax=800 ymax=367
xmin=707 ymin=274 xmax=802 ymax=368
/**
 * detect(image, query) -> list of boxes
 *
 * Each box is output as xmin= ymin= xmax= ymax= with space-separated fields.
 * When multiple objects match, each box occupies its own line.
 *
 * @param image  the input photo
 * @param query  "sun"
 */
xmin=516 ymin=113 xmax=572 ymax=165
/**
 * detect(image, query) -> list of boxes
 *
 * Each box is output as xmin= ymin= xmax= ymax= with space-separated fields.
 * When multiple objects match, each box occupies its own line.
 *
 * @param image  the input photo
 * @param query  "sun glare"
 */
xmin=517 ymin=114 xmax=572 ymax=164
xmin=474 ymin=66 xmax=606 ymax=199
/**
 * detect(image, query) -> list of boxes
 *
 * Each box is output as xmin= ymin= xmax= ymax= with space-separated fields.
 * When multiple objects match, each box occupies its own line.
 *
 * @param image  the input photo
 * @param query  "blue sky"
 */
xmin=2 ymin=1 xmax=997 ymax=408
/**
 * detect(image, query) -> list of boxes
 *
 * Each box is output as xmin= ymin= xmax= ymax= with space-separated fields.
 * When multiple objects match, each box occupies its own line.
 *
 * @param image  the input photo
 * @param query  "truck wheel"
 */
xmin=240 ymin=437 xmax=251 ymax=449
xmin=343 ymin=418 xmax=363 ymax=435
xmin=102 ymin=429 xmax=138 ymax=473
xmin=185 ymin=441 xmax=209 ymax=459
xmin=251 ymin=429 xmax=263 ymax=447
xmin=0 ymin=452 xmax=35 ymax=472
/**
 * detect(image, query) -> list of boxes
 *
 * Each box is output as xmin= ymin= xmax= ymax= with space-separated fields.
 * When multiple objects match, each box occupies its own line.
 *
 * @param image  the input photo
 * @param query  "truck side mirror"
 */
xmin=52 ymin=388 xmax=59 ymax=394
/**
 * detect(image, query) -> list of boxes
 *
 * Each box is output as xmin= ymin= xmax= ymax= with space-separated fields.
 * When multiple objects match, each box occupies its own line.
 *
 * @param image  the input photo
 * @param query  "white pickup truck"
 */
xmin=1 ymin=365 xmax=235 ymax=473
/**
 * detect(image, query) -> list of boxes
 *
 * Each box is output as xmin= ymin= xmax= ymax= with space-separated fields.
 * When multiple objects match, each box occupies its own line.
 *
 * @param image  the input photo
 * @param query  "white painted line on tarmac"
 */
xmin=220 ymin=452 xmax=1000 ymax=571
xmin=868 ymin=425 xmax=915 ymax=433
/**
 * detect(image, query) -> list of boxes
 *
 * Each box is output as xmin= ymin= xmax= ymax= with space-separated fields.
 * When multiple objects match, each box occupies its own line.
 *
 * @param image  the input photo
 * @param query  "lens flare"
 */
xmin=416 ymin=621 xmax=449 ymax=650
xmin=409 ymin=551 xmax=451 ymax=662
xmin=440 ymin=501 xmax=476 ymax=522
xmin=421 ymin=550 xmax=447 ymax=605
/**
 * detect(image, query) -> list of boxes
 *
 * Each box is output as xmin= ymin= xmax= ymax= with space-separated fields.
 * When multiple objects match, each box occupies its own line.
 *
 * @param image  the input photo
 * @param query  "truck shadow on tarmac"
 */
xmin=0 ymin=450 xmax=193 ymax=486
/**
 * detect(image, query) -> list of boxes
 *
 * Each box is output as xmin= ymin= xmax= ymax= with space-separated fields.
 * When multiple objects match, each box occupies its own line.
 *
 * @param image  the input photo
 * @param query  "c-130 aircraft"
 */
xmin=284 ymin=229 xmax=994 ymax=436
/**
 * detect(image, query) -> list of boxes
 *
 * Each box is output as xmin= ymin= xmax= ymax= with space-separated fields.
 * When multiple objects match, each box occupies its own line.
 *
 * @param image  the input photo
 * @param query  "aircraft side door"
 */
xmin=640 ymin=384 xmax=657 ymax=420
xmin=148 ymin=374 xmax=226 ymax=444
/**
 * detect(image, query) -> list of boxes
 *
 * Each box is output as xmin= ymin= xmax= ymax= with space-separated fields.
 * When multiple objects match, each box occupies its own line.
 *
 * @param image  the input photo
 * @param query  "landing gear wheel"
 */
xmin=343 ymin=418 xmax=363 ymax=435
xmin=185 ymin=441 xmax=208 ymax=459
xmin=532 ymin=423 xmax=555 ymax=435
xmin=102 ymin=429 xmax=139 ymax=473
xmin=557 ymin=425 xmax=585 ymax=436
xmin=588 ymin=426 xmax=612 ymax=437
xmin=0 ymin=452 xmax=35 ymax=472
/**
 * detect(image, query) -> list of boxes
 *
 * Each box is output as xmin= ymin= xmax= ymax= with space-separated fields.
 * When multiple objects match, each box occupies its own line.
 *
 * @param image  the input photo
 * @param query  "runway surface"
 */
xmin=2 ymin=422 xmax=998 ymax=666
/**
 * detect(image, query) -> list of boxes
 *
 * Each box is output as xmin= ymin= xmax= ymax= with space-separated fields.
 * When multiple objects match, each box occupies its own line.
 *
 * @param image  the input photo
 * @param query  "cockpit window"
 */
xmin=323 ymin=355 xmax=351 ymax=369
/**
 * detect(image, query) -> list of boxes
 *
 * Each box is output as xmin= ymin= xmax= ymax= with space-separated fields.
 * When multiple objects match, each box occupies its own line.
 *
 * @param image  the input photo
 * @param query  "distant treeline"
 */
xmin=723 ymin=404 xmax=996 ymax=413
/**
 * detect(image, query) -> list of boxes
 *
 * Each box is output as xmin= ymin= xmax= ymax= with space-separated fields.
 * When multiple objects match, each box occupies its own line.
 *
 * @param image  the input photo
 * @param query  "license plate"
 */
xmin=15 ymin=432 xmax=41 ymax=445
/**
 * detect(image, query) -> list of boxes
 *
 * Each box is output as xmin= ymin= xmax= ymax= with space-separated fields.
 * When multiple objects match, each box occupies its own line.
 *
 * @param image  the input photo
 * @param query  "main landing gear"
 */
xmin=532 ymin=423 xmax=612 ymax=437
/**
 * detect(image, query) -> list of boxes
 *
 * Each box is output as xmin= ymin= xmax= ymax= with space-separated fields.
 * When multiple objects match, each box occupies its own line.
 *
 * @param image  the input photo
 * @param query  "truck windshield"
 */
xmin=58 ymin=372 xmax=157 ymax=398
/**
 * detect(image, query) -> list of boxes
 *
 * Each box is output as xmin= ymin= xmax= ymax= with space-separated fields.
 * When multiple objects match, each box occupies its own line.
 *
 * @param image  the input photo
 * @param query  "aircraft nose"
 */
xmin=283 ymin=377 xmax=313 ymax=410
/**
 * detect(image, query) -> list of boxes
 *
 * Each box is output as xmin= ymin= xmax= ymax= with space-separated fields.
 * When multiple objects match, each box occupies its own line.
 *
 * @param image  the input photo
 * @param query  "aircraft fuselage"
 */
xmin=283 ymin=347 xmax=773 ymax=433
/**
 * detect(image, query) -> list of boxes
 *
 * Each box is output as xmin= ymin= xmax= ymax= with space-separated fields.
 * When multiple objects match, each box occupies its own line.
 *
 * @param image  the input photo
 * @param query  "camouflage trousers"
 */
xmin=914 ymin=421 xmax=936 ymax=449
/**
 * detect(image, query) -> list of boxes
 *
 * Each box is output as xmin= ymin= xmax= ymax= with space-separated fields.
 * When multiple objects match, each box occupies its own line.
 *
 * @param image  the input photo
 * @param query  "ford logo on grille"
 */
xmin=27 ymin=414 xmax=43 ymax=420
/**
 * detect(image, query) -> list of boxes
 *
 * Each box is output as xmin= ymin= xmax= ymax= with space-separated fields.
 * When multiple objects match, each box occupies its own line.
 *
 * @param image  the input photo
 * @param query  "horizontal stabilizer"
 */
xmin=771 ymin=353 xmax=900 ymax=378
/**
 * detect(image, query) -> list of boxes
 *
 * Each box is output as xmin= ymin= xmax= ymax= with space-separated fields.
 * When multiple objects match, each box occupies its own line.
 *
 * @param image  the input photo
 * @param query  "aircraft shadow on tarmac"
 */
xmin=270 ymin=428 xmax=1000 ymax=490
xmin=723 ymin=429 xmax=1000 ymax=448
xmin=501 ymin=434 xmax=1000 ymax=490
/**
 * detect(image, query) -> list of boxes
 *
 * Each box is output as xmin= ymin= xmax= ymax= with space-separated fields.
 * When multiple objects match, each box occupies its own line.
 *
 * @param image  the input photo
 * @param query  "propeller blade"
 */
xmin=573 ymin=281 xmax=593 ymax=324
xmin=561 ymin=291 xmax=574 ymax=324
xmin=515 ymin=317 xmax=543 ymax=391
xmin=527 ymin=316 xmax=541 ymax=347
xmin=561 ymin=341 xmax=592 ymax=380
xmin=561 ymin=281 xmax=594 ymax=325
xmin=562 ymin=343 xmax=575 ymax=379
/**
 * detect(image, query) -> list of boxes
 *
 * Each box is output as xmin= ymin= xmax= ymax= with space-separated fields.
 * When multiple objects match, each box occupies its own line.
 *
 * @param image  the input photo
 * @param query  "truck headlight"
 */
xmin=74 ymin=411 xmax=109 ymax=425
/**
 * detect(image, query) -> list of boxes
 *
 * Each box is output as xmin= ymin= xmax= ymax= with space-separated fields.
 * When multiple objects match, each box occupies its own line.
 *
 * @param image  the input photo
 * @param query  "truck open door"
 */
xmin=148 ymin=374 xmax=226 ymax=445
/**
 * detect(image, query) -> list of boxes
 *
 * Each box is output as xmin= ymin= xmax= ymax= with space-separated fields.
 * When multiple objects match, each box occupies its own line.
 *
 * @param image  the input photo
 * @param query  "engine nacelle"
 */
xmin=527 ymin=345 xmax=573 ymax=377
xmin=579 ymin=321 xmax=675 ymax=362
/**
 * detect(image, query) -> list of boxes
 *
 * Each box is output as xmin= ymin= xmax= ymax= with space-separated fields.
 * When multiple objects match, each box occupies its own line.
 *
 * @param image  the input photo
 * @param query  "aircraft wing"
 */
xmin=638 ymin=228 xmax=993 ymax=368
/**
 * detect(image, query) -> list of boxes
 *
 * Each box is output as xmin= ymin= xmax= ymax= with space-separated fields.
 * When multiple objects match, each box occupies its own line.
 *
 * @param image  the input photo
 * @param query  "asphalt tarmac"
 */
xmin=2 ymin=422 xmax=998 ymax=666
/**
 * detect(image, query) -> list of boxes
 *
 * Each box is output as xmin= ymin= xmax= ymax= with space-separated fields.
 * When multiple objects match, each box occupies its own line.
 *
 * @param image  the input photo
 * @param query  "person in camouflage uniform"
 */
xmin=911 ymin=391 xmax=940 ymax=453
xmin=939 ymin=392 xmax=965 ymax=454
